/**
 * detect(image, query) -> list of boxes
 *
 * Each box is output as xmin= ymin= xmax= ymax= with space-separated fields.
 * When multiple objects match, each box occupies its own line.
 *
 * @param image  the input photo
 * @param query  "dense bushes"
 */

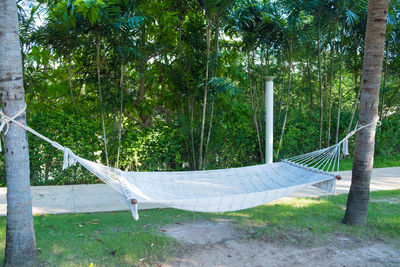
xmin=119 ymin=125 xmax=186 ymax=171
xmin=375 ymin=115 xmax=400 ymax=157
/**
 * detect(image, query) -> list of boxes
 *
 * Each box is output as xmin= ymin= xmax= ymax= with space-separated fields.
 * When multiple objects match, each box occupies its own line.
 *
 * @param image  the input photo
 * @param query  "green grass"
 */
xmin=339 ymin=155 xmax=400 ymax=171
xmin=1 ymin=190 xmax=400 ymax=266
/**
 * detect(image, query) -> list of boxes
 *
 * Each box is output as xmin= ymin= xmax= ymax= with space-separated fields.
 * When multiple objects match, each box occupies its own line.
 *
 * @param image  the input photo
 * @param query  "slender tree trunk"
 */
xmin=276 ymin=44 xmax=292 ymax=159
xmin=336 ymin=28 xmax=344 ymax=144
xmin=198 ymin=21 xmax=211 ymax=169
xmin=324 ymin=51 xmax=329 ymax=143
xmin=348 ymin=82 xmax=360 ymax=134
xmin=277 ymin=54 xmax=285 ymax=121
xmin=327 ymin=42 xmax=334 ymax=146
xmin=95 ymin=34 xmax=109 ymax=166
xmin=306 ymin=59 xmax=314 ymax=114
xmin=385 ymin=83 xmax=399 ymax=116
xmin=203 ymin=17 xmax=220 ymax=166
xmin=248 ymin=53 xmax=264 ymax=162
xmin=318 ymin=22 xmax=323 ymax=149
xmin=67 ymin=53 xmax=78 ymax=113
xmin=190 ymin=98 xmax=196 ymax=170
xmin=379 ymin=40 xmax=389 ymax=123
xmin=204 ymin=100 xmax=214 ymax=165
xmin=116 ymin=62 xmax=124 ymax=167
xmin=343 ymin=0 xmax=388 ymax=225
xmin=0 ymin=1 xmax=37 ymax=265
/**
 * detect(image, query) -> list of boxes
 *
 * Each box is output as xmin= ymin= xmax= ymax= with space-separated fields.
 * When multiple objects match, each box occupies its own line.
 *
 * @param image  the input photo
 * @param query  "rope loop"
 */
xmin=0 ymin=105 xmax=27 ymax=151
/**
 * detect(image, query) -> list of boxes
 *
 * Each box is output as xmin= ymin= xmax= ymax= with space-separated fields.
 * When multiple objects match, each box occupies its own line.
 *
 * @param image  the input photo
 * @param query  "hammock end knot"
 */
xmin=62 ymin=147 xmax=77 ymax=170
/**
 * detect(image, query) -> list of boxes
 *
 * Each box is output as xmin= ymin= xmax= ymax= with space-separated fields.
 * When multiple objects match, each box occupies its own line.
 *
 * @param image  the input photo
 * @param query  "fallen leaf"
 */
xmin=96 ymin=239 xmax=104 ymax=244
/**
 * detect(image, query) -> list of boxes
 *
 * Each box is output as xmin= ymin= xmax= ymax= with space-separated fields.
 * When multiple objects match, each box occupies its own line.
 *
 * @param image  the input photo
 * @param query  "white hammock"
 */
xmin=0 ymin=107 xmax=377 ymax=220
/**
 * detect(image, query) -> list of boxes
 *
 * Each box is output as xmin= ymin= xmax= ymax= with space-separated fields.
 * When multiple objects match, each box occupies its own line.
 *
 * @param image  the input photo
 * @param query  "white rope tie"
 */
xmin=0 ymin=106 xmax=26 ymax=152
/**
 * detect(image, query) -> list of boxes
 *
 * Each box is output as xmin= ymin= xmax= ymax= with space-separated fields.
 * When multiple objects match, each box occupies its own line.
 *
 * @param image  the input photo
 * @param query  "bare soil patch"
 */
xmin=161 ymin=221 xmax=400 ymax=267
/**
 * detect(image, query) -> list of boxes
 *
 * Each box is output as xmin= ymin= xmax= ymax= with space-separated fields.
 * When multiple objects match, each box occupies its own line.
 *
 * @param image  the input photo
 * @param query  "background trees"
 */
xmin=0 ymin=0 xmax=398 ymax=186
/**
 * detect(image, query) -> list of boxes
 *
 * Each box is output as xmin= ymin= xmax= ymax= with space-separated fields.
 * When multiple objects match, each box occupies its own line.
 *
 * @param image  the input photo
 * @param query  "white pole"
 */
xmin=265 ymin=76 xmax=275 ymax=163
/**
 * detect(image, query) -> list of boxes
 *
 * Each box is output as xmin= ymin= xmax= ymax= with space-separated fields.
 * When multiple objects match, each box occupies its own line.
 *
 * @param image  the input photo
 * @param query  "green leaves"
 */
xmin=74 ymin=0 xmax=104 ymax=24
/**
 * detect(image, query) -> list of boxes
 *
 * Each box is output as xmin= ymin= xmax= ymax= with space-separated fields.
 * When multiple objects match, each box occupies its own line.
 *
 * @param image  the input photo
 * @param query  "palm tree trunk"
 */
xmin=0 ymin=1 xmax=37 ymax=265
xmin=95 ymin=34 xmax=109 ymax=166
xmin=343 ymin=0 xmax=388 ymax=225
xmin=198 ymin=21 xmax=211 ymax=169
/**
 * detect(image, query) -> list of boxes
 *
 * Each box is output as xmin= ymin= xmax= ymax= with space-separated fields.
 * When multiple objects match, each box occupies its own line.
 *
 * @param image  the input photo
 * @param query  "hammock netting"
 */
xmin=0 ymin=106 xmax=377 ymax=220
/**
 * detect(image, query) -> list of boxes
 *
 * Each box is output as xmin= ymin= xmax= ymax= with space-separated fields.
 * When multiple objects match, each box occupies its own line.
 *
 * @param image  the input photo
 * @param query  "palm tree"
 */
xmin=343 ymin=0 xmax=388 ymax=225
xmin=0 ymin=1 xmax=37 ymax=265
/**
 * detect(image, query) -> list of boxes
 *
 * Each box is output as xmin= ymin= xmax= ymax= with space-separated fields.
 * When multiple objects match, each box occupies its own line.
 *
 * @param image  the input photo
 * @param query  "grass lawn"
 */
xmin=1 ymin=190 xmax=399 ymax=266
xmin=339 ymin=155 xmax=400 ymax=171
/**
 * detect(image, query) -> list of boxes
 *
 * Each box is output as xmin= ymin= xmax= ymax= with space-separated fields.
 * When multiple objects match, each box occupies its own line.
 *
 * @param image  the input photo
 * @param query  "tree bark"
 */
xmin=0 ymin=1 xmax=37 ymax=265
xmin=343 ymin=0 xmax=388 ymax=225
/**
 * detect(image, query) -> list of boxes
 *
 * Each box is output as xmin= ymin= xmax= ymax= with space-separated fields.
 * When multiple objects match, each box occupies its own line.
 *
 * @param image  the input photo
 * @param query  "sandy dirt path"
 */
xmin=162 ymin=221 xmax=400 ymax=267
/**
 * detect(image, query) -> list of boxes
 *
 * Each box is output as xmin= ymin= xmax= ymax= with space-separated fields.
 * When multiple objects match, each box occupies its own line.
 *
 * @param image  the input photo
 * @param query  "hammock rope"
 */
xmin=0 ymin=106 xmax=379 ymax=220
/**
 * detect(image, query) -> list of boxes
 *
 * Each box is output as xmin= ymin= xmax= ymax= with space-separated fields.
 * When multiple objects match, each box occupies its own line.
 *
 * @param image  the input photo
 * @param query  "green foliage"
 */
xmin=27 ymin=111 xmax=102 ymax=185
xmin=2 ymin=0 xmax=398 ymax=186
xmin=277 ymin=121 xmax=320 ymax=159
xmin=376 ymin=114 xmax=400 ymax=157
xmin=120 ymin=124 xmax=186 ymax=171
